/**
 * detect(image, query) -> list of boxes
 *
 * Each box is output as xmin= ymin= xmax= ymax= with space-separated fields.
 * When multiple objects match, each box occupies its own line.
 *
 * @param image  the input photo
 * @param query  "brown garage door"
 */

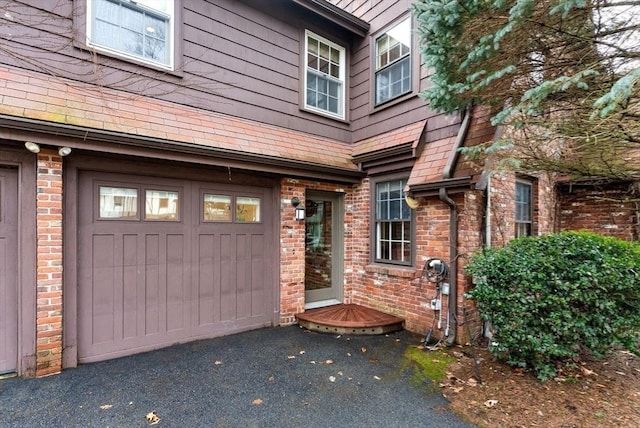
xmin=77 ymin=171 xmax=275 ymax=363
xmin=0 ymin=167 xmax=18 ymax=374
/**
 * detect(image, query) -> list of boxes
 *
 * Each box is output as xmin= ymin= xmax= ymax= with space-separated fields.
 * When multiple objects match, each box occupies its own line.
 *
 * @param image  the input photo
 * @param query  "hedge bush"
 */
xmin=465 ymin=231 xmax=640 ymax=380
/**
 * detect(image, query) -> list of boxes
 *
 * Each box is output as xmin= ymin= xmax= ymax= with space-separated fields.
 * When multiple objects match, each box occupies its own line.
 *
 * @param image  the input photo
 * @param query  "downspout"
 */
xmin=440 ymin=104 xmax=472 ymax=346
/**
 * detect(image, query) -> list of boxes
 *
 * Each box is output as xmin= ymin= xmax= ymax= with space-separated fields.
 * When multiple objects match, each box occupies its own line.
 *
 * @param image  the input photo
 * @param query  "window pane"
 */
xmin=305 ymin=32 xmax=344 ymax=117
xmin=515 ymin=182 xmax=532 ymax=222
xmin=375 ymin=17 xmax=411 ymax=105
xmin=379 ymin=221 xmax=390 ymax=239
xmin=145 ymin=190 xmax=179 ymax=220
xmin=391 ymin=222 xmax=403 ymax=239
xmin=375 ymin=56 xmax=411 ymax=104
xmin=91 ymin=0 xmax=171 ymax=66
xmin=308 ymin=53 xmax=318 ymax=70
xmin=236 ymin=197 xmax=260 ymax=222
xmin=99 ymin=186 xmax=138 ymax=219
xmin=319 ymin=58 xmax=329 ymax=74
xmin=319 ymin=42 xmax=330 ymax=60
xmin=375 ymin=179 xmax=411 ymax=263
xmin=203 ymin=194 xmax=231 ymax=222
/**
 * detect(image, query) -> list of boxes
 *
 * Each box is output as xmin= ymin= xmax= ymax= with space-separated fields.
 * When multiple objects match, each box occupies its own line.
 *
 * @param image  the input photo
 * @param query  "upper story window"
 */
xmin=304 ymin=31 xmax=346 ymax=120
xmin=375 ymin=17 xmax=411 ymax=106
xmin=515 ymin=180 xmax=533 ymax=237
xmin=87 ymin=0 xmax=174 ymax=69
xmin=375 ymin=178 xmax=412 ymax=265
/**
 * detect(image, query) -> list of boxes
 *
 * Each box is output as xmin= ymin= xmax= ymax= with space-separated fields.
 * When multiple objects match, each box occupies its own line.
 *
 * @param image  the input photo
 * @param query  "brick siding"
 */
xmin=35 ymin=150 xmax=63 ymax=376
xmin=559 ymin=182 xmax=639 ymax=241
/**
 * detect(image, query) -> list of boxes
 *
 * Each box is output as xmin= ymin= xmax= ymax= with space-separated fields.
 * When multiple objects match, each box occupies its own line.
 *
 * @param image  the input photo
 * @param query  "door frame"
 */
xmin=0 ymin=146 xmax=37 ymax=377
xmin=304 ymin=190 xmax=344 ymax=309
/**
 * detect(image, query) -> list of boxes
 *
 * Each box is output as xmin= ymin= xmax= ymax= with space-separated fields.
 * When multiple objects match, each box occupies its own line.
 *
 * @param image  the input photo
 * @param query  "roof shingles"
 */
xmin=0 ymin=66 xmax=355 ymax=170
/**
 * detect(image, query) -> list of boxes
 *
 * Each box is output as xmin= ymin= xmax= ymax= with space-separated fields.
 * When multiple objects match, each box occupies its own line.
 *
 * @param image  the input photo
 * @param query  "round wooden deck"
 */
xmin=295 ymin=304 xmax=404 ymax=335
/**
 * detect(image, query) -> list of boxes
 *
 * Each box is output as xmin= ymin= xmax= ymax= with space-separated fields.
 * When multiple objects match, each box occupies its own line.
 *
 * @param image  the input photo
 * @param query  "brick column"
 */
xmin=279 ymin=178 xmax=306 ymax=324
xmin=35 ymin=149 xmax=63 ymax=376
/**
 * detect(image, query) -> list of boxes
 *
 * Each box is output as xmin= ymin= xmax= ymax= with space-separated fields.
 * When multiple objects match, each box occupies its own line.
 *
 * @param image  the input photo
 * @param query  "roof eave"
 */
xmin=291 ymin=0 xmax=370 ymax=37
xmin=0 ymin=114 xmax=365 ymax=183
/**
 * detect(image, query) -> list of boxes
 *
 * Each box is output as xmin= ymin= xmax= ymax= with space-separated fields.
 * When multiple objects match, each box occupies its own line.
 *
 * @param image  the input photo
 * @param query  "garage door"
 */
xmin=0 ymin=167 xmax=18 ymax=374
xmin=77 ymin=171 xmax=275 ymax=363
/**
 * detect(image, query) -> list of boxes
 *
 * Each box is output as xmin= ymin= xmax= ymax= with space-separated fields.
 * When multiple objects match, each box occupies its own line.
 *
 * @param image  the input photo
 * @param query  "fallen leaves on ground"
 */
xmin=441 ymin=345 xmax=640 ymax=427
xmin=252 ymin=398 xmax=263 ymax=406
xmin=99 ymin=404 xmax=112 ymax=410
xmin=145 ymin=411 xmax=160 ymax=425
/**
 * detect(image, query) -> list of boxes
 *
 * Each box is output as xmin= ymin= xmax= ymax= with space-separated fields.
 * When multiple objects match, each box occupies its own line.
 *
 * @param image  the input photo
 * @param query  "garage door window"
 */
xmin=145 ymin=190 xmax=179 ymax=220
xmin=203 ymin=194 xmax=232 ymax=222
xmin=236 ymin=197 xmax=260 ymax=223
xmin=99 ymin=186 xmax=138 ymax=219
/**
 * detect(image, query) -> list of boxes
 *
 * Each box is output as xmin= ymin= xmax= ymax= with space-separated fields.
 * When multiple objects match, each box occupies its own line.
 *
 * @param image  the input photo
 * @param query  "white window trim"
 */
xmin=515 ymin=179 xmax=533 ymax=237
xmin=369 ymin=15 xmax=421 ymax=112
xmin=86 ymin=0 xmax=175 ymax=70
xmin=303 ymin=30 xmax=346 ymax=120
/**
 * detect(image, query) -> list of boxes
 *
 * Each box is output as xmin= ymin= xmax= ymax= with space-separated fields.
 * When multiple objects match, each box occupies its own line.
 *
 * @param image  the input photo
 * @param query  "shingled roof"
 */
xmin=0 ymin=65 xmax=362 ymax=181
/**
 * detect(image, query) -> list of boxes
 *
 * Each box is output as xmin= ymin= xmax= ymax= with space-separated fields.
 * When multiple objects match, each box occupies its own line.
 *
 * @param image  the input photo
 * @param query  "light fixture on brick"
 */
xmin=291 ymin=196 xmax=305 ymax=221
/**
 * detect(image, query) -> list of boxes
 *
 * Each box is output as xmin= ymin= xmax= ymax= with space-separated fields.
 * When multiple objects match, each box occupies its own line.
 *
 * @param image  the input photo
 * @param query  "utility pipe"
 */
xmin=440 ymin=104 xmax=472 ymax=346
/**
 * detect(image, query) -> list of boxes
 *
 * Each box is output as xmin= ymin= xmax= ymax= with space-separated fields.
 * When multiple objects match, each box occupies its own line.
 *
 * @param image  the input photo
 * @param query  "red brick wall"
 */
xmin=349 ymin=186 xmax=485 ymax=340
xmin=35 ymin=150 xmax=63 ymax=376
xmin=487 ymin=171 xmax=557 ymax=247
xmin=559 ymin=182 xmax=639 ymax=241
xmin=279 ymin=176 xmax=490 ymax=342
xmin=278 ymin=170 xmax=562 ymax=343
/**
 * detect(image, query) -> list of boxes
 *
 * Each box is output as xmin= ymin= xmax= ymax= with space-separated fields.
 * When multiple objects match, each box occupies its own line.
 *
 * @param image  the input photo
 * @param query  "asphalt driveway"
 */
xmin=0 ymin=326 xmax=473 ymax=427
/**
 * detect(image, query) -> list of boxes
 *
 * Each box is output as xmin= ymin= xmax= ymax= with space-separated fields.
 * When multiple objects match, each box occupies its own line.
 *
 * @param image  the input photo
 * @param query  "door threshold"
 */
xmin=305 ymin=299 xmax=342 ymax=310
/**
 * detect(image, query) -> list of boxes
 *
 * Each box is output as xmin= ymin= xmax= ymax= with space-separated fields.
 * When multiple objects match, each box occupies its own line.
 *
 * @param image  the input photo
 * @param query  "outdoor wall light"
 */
xmin=58 ymin=146 xmax=72 ymax=157
xmin=404 ymin=192 xmax=420 ymax=210
xmin=24 ymin=142 xmax=41 ymax=153
xmin=291 ymin=197 xmax=305 ymax=221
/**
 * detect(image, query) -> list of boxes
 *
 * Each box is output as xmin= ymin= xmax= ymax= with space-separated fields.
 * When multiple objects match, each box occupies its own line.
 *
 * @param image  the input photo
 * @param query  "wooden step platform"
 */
xmin=296 ymin=304 xmax=404 ymax=335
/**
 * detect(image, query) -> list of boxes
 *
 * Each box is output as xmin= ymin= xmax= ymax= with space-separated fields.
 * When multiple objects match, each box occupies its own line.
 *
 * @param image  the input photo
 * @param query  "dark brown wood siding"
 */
xmin=0 ymin=0 xmax=353 ymax=141
xmin=334 ymin=0 xmax=450 ymax=143
xmin=1 ymin=0 xmax=449 ymax=147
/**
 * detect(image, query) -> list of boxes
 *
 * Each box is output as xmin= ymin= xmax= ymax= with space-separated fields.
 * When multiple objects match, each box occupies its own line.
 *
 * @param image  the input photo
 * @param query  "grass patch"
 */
xmin=404 ymin=347 xmax=455 ymax=388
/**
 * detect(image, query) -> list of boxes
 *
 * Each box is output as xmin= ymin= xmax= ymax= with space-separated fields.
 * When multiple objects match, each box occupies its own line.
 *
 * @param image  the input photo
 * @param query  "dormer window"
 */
xmin=375 ymin=16 xmax=411 ymax=105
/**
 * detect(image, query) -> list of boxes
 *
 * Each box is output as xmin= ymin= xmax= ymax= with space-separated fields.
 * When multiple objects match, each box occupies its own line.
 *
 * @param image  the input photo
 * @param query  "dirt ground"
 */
xmin=440 ymin=343 xmax=640 ymax=427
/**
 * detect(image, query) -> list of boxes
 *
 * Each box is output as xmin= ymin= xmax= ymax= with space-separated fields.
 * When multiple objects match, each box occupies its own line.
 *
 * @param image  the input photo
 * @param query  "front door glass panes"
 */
xmin=305 ymin=200 xmax=332 ymax=291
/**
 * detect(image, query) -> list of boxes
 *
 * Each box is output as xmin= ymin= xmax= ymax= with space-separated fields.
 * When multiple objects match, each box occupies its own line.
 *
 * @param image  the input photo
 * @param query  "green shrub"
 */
xmin=465 ymin=231 xmax=640 ymax=380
